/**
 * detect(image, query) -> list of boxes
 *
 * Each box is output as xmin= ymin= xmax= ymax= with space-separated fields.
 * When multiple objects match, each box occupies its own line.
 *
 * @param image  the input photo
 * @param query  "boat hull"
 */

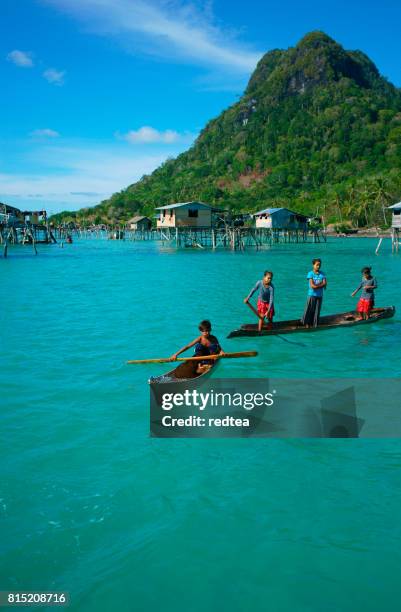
xmin=227 ymin=306 xmax=395 ymax=338
xmin=149 ymin=358 xmax=219 ymax=385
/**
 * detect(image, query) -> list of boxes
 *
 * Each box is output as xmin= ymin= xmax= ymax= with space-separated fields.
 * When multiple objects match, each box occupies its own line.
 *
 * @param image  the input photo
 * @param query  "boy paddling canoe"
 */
xmin=170 ymin=320 xmax=225 ymax=373
xmin=244 ymin=271 xmax=275 ymax=332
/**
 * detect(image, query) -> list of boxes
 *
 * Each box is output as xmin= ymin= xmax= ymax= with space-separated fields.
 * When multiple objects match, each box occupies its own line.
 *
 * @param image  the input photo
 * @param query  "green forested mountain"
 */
xmin=52 ymin=32 xmax=401 ymax=226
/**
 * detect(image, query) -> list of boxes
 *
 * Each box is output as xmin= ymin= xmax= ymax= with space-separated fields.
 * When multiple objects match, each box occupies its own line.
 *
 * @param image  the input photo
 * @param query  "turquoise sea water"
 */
xmin=1 ymin=237 xmax=401 ymax=611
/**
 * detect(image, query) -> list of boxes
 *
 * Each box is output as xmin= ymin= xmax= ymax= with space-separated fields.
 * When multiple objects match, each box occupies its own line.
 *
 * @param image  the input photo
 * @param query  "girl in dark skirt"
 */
xmin=301 ymin=259 xmax=327 ymax=328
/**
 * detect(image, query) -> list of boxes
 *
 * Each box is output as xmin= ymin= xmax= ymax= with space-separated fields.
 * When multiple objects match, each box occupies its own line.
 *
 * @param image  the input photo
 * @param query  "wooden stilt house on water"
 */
xmin=252 ymin=207 xmax=310 ymax=242
xmin=127 ymin=216 xmax=152 ymax=231
xmin=253 ymin=207 xmax=309 ymax=231
xmin=0 ymin=203 xmax=48 ymax=227
xmin=388 ymin=202 xmax=401 ymax=253
xmin=1 ymin=203 xmax=55 ymax=257
xmin=156 ymin=201 xmax=217 ymax=229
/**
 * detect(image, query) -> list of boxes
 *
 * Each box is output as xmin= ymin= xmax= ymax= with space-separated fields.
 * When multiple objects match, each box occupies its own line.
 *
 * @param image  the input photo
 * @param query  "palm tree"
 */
xmin=328 ymin=191 xmax=343 ymax=223
xmin=356 ymin=186 xmax=374 ymax=227
xmin=342 ymin=185 xmax=360 ymax=225
xmin=340 ymin=200 xmax=348 ymax=218
xmin=371 ymin=177 xmax=392 ymax=225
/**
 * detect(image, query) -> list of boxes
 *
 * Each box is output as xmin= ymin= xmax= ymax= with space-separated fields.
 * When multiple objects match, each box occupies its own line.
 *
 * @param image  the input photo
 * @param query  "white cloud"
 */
xmin=121 ymin=126 xmax=179 ymax=144
xmin=117 ymin=126 xmax=195 ymax=144
xmin=0 ymin=141 xmax=181 ymax=212
xmin=43 ymin=0 xmax=262 ymax=74
xmin=30 ymin=128 xmax=60 ymax=138
xmin=43 ymin=68 xmax=66 ymax=85
xmin=7 ymin=50 xmax=34 ymax=67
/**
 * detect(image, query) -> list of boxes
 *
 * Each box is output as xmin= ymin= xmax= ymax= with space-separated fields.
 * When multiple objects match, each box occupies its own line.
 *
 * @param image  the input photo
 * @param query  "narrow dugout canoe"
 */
xmin=227 ymin=306 xmax=395 ymax=338
xmin=149 ymin=358 xmax=219 ymax=385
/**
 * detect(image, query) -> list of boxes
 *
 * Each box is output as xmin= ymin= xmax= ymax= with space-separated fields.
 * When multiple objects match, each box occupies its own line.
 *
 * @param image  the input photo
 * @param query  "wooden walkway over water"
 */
xmin=1 ymin=224 xmax=326 ymax=257
xmin=72 ymin=226 xmax=325 ymax=249
xmin=122 ymin=226 xmax=326 ymax=249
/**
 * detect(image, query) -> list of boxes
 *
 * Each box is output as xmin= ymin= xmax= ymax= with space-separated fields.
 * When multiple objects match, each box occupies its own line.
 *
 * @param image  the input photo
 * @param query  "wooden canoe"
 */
xmin=149 ymin=358 xmax=219 ymax=385
xmin=227 ymin=306 xmax=395 ymax=338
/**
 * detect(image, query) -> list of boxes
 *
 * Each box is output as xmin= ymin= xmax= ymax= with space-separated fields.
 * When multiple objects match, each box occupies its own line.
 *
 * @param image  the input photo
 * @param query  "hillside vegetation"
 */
xmin=51 ymin=32 xmax=401 ymax=227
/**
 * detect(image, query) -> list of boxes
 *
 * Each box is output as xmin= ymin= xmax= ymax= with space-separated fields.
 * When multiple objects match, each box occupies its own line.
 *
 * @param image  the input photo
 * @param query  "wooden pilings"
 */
xmin=1 ymin=222 xmax=326 ymax=255
xmin=0 ymin=222 xmax=48 ymax=257
xmin=50 ymin=225 xmax=317 ymax=249
xmin=124 ymin=226 xmax=316 ymax=250
xmin=392 ymin=228 xmax=400 ymax=253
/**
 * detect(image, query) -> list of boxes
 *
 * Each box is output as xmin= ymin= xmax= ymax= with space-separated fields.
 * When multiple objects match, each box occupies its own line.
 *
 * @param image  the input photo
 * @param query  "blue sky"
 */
xmin=2 ymin=0 xmax=401 ymax=214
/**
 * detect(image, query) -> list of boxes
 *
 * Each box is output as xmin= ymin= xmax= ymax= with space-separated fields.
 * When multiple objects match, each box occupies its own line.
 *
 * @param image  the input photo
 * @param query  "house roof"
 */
xmin=388 ymin=202 xmax=401 ymax=210
xmin=253 ymin=207 xmax=308 ymax=219
xmin=155 ymin=201 xmax=213 ymax=211
xmin=1 ymin=204 xmax=45 ymax=216
xmin=253 ymin=207 xmax=284 ymax=216
xmin=1 ymin=203 xmax=21 ymax=214
xmin=128 ymin=215 xmax=150 ymax=223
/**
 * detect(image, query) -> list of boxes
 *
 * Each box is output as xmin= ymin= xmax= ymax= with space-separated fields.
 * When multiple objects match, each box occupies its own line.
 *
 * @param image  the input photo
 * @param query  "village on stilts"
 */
xmin=3 ymin=199 xmax=401 ymax=256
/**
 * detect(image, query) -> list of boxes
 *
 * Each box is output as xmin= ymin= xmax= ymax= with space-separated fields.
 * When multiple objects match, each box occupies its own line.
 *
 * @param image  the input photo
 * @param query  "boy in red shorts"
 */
xmin=244 ymin=271 xmax=275 ymax=332
xmin=351 ymin=266 xmax=377 ymax=320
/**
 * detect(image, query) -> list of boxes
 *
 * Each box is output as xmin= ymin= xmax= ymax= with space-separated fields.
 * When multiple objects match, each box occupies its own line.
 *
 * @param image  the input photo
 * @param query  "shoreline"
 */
xmin=325 ymin=231 xmax=392 ymax=238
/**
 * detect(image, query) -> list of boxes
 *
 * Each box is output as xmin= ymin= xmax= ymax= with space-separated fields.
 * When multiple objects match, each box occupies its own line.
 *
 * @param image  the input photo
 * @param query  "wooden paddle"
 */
xmin=245 ymin=300 xmax=264 ymax=320
xmin=127 ymin=350 xmax=257 ymax=365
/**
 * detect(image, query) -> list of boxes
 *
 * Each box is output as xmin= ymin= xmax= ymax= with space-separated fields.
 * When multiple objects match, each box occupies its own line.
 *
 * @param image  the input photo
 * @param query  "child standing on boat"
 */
xmin=244 ymin=271 xmax=275 ymax=332
xmin=301 ymin=259 xmax=326 ymax=328
xmin=170 ymin=320 xmax=224 ymax=373
xmin=351 ymin=267 xmax=378 ymax=320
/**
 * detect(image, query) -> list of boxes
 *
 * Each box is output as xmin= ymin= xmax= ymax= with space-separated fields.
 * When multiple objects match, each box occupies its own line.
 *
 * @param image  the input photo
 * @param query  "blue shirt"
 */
xmin=248 ymin=280 xmax=274 ymax=306
xmin=307 ymin=270 xmax=326 ymax=297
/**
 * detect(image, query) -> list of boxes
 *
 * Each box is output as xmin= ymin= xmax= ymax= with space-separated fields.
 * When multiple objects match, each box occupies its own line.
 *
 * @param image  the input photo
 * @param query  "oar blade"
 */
xmin=127 ymin=350 xmax=257 ymax=364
